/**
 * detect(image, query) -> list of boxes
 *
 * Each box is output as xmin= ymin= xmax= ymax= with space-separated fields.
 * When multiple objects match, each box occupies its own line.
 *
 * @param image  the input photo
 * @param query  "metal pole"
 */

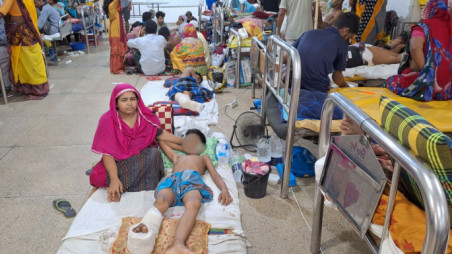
xmin=0 ymin=64 xmax=7 ymax=105
xmin=379 ymin=162 xmax=401 ymax=253
xmin=310 ymin=184 xmax=324 ymax=253
xmin=230 ymin=28 xmax=241 ymax=89
xmin=314 ymin=0 xmax=320 ymax=29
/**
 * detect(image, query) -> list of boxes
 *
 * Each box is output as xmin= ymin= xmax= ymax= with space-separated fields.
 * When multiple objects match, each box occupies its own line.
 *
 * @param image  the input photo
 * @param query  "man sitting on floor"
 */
xmin=167 ymin=68 xmax=213 ymax=112
xmin=127 ymin=20 xmax=166 ymax=76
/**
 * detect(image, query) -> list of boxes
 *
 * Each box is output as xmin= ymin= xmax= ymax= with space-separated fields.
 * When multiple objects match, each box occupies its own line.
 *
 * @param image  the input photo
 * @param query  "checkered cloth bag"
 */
xmin=153 ymin=101 xmax=200 ymax=116
xmin=148 ymin=104 xmax=173 ymax=134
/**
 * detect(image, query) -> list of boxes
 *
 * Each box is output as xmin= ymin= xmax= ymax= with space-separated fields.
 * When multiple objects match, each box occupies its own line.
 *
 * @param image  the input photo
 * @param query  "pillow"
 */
xmin=379 ymin=96 xmax=452 ymax=204
xmin=160 ymin=138 xmax=218 ymax=169
xmin=148 ymin=104 xmax=173 ymax=134
xmin=110 ymin=217 xmax=210 ymax=254
xmin=153 ymin=101 xmax=200 ymax=116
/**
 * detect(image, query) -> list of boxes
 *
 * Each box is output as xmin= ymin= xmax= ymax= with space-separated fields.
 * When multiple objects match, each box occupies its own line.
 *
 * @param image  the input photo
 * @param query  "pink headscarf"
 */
xmin=91 ymin=84 xmax=161 ymax=160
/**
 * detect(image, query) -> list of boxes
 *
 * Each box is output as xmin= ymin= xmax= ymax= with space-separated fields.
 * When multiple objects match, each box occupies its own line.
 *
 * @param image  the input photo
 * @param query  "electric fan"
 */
xmin=230 ymin=111 xmax=267 ymax=152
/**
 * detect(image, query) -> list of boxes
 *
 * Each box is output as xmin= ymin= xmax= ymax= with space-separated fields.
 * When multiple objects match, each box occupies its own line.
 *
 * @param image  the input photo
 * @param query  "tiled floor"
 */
xmin=0 ymin=39 xmax=372 ymax=253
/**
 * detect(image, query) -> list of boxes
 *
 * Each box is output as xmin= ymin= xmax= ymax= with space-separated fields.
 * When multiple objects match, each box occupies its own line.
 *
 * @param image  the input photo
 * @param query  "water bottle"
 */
xmin=270 ymin=135 xmax=285 ymax=165
xmin=257 ymin=137 xmax=271 ymax=163
xmin=216 ymin=140 xmax=230 ymax=165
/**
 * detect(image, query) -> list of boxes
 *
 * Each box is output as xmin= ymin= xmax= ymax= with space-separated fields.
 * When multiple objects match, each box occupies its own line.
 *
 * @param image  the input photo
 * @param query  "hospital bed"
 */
xmin=309 ymin=92 xmax=450 ymax=254
xmin=77 ymin=5 xmax=98 ymax=53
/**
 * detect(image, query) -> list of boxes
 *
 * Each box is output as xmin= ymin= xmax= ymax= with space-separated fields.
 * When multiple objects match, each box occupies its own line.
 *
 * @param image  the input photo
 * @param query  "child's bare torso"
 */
xmin=172 ymin=154 xmax=207 ymax=175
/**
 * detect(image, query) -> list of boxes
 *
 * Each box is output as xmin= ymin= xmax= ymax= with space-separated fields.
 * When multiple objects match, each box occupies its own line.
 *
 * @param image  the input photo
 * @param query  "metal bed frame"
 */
xmin=250 ymin=36 xmax=265 ymax=98
xmin=78 ymin=5 xmax=98 ymax=53
xmin=260 ymin=35 xmax=302 ymax=199
xmin=212 ymin=2 xmax=225 ymax=45
xmin=309 ymin=92 xmax=450 ymax=254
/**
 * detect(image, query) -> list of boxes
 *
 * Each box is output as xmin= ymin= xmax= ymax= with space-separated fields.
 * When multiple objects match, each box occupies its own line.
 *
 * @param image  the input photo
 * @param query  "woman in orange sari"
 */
xmin=0 ymin=0 xmax=49 ymax=99
xmin=103 ymin=0 xmax=127 ymax=74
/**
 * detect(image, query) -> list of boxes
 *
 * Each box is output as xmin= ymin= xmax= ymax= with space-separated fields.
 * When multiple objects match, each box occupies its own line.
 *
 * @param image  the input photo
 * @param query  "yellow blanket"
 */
xmin=332 ymin=87 xmax=452 ymax=133
xmin=372 ymin=185 xmax=452 ymax=253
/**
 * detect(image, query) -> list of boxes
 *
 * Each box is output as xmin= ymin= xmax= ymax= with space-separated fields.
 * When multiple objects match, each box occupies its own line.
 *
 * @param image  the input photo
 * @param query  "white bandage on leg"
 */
xmin=127 ymin=207 xmax=163 ymax=254
xmin=174 ymin=92 xmax=205 ymax=112
xmin=362 ymin=47 xmax=374 ymax=66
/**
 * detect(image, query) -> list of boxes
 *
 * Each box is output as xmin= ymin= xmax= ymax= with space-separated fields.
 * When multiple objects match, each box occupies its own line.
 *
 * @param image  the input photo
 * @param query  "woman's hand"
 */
xmin=107 ymin=178 xmax=123 ymax=202
xmin=218 ymin=189 xmax=233 ymax=206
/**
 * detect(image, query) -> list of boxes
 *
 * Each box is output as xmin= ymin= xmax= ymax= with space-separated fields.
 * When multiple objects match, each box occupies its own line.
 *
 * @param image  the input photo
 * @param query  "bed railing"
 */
xmin=250 ymin=36 xmax=266 ymax=98
xmin=310 ymin=92 xmax=450 ymax=254
xmin=212 ymin=2 xmax=225 ymax=44
xmin=260 ymin=35 xmax=302 ymax=198
xmin=78 ymin=5 xmax=98 ymax=53
xmin=0 ymin=65 xmax=7 ymax=105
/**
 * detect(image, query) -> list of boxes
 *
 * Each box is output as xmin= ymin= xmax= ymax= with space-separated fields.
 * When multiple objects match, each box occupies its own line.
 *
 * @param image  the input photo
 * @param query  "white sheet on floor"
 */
xmin=343 ymin=64 xmax=399 ymax=80
xmin=58 ymin=163 xmax=246 ymax=254
xmin=140 ymin=80 xmax=219 ymax=127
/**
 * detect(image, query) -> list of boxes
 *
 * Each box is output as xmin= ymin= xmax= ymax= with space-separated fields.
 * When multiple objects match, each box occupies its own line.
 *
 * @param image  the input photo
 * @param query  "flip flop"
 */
xmin=53 ymin=199 xmax=76 ymax=218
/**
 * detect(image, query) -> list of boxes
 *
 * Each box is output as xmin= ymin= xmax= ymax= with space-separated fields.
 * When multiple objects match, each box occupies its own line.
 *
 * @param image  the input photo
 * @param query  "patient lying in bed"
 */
xmin=128 ymin=129 xmax=232 ymax=254
xmin=346 ymin=33 xmax=408 ymax=68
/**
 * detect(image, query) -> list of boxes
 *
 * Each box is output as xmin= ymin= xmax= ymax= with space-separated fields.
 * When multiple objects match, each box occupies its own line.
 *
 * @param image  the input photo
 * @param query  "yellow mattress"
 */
xmin=295 ymin=119 xmax=342 ymax=133
xmin=332 ymin=87 xmax=452 ymax=133
xmin=344 ymin=75 xmax=367 ymax=82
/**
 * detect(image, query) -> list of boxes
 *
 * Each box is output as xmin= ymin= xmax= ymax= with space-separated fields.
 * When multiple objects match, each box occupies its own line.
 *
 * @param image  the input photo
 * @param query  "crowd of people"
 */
xmin=103 ymin=0 xmax=209 ymax=78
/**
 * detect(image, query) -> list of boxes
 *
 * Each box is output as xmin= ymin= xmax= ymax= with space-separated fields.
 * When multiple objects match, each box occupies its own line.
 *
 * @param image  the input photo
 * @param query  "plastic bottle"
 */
xmin=270 ymin=135 xmax=285 ymax=165
xmin=231 ymin=151 xmax=245 ymax=171
xmin=216 ymin=140 xmax=230 ymax=165
xmin=257 ymin=137 xmax=271 ymax=163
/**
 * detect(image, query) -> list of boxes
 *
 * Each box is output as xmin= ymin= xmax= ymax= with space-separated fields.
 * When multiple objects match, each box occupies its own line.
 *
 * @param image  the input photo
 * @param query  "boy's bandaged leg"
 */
xmin=174 ymin=92 xmax=205 ymax=112
xmin=127 ymin=207 xmax=163 ymax=254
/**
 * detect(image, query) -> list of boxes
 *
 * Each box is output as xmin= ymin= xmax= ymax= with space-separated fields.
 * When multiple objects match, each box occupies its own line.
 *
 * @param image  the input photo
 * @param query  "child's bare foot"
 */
xmin=165 ymin=243 xmax=194 ymax=254
xmin=132 ymin=223 xmax=148 ymax=233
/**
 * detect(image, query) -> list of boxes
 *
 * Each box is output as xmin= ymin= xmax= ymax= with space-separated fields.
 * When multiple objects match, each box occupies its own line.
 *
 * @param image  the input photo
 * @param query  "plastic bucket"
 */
xmin=241 ymin=167 xmax=271 ymax=199
xmin=70 ymin=42 xmax=86 ymax=51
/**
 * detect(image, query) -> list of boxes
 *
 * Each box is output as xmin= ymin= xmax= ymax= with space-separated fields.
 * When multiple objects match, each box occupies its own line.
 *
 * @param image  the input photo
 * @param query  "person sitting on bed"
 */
xmin=346 ymin=33 xmax=408 ymax=68
xmin=128 ymin=128 xmax=232 ymax=254
xmin=294 ymin=12 xmax=359 ymax=92
xmin=90 ymin=84 xmax=184 ymax=202
xmin=127 ymin=20 xmax=166 ymax=76
xmin=385 ymin=0 xmax=452 ymax=101
xmin=167 ymin=67 xmax=213 ymax=112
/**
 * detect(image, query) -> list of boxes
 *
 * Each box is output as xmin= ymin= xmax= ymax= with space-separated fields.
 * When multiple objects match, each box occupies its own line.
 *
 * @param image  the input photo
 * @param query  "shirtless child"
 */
xmin=128 ymin=129 xmax=233 ymax=254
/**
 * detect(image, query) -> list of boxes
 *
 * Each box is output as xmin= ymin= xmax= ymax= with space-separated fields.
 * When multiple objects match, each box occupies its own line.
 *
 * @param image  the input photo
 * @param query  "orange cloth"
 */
xmin=108 ymin=0 xmax=127 ymax=74
xmin=372 ymin=185 xmax=452 ymax=253
xmin=0 ymin=0 xmax=22 ymax=16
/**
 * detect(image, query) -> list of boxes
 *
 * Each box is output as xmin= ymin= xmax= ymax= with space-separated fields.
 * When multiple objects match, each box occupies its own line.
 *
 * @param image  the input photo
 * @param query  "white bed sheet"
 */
xmin=57 ymin=163 xmax=246 ymax=254
xmin=140 ymin=80 xmax=219 ymax=127
xmin=343 ymin=64 xmax=399 ymax=80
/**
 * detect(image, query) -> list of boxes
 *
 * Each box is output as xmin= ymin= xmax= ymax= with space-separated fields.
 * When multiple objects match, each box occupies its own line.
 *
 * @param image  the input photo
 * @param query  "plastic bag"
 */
xmin=227 ymin=36 xmax=252 ymax=49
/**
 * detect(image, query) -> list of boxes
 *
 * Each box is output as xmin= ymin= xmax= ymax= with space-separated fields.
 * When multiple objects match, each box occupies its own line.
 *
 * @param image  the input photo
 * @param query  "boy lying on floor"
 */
xmin=167 ymin=67 xmax=213 ymax=112
xmin=128 ymin=129 xmax=233 ymax=254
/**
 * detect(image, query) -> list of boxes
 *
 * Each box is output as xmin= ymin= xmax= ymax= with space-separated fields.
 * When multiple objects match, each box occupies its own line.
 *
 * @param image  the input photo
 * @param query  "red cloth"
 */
xmin=90 ymin=84 xmax=161 ymax=187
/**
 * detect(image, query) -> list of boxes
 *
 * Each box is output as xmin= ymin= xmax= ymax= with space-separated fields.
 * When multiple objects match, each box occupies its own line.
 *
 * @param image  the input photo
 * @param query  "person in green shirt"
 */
xmin=156 ymin=11 xmax=167 ymax=33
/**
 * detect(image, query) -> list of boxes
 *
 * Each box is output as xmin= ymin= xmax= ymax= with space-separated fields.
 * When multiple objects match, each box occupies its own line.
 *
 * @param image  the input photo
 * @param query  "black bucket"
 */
xmin=241 ymin=168 xmax=271 ymax=199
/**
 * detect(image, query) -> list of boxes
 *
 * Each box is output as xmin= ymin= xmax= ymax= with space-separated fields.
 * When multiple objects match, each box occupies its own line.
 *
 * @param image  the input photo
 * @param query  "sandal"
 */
xmin=53 ymin=199 xmax=77 ymax=218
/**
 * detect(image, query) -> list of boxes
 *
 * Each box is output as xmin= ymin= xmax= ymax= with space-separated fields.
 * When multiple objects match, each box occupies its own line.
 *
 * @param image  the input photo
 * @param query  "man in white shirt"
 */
xmin=127 ymin=20 xmax=166 ymax=76
xmin=276 ymin=0 xmax=321 ymax=45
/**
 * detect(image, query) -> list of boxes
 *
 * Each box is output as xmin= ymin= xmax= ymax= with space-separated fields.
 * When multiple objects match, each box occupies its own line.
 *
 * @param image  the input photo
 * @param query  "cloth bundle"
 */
xmin=242 ymin=160 xmax=270 ymax=175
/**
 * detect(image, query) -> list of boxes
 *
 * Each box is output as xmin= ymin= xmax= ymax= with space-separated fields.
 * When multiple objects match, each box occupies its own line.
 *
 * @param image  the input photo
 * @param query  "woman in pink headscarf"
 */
xmin=91 ymin=84 xmax=183 ymax=202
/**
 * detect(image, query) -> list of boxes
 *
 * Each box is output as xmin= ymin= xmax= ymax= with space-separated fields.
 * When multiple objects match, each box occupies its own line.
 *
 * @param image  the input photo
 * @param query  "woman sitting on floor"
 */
xmin=170 ymin=24 xmax=208 ymax=75
xmin=90 ymin=84 xmax=183 ymax=202
xmin=124 ymin=21 xmax=144 ymax=74
xmin=385 ymin=0 xmax=452 ymax=101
